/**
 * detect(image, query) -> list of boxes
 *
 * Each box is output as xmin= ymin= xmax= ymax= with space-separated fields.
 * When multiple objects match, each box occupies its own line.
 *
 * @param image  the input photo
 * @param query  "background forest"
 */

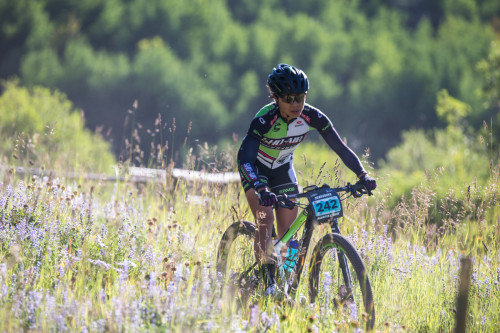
xmin=1 ymin=0 xmax=500 ymax=163
xmin=1 ymin=1 xmax=500 ymax=332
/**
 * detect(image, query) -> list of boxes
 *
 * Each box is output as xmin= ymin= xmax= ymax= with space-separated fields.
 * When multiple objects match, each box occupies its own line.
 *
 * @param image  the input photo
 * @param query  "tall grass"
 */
xmin=0 ymin=153 xmax=498 ymax=332
xmin=0 ymin=108 xmax=498 ymax=332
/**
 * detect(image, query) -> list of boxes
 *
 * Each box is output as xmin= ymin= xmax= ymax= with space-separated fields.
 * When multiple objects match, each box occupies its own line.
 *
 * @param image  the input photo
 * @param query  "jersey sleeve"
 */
xmin=237 ymin=104 xmax=277 ymax=190
xmin=302 ymin=105 xmax=332 ymax=133
xmin=237 ymin=135 xmax=265 ymax=190
xmin=304 ymin=105 xmax=366 ymax=177
xmin=246 ymin=114 xmax=271 ymax=140
xmin=320 ymin=126 xmax=367 ymax=177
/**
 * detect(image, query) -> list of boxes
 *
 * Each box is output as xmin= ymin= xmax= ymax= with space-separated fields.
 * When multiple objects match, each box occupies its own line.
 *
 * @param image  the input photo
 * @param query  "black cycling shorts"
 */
xmin=241 ymin=161 xmax=299 ymax=195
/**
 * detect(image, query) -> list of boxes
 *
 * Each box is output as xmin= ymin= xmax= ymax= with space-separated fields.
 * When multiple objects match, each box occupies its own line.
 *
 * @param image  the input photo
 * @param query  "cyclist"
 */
xmin=237 ymin=63 xmax=376 ymax=295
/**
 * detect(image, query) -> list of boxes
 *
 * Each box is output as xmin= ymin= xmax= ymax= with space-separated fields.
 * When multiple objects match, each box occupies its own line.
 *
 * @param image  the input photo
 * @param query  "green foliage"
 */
xmin=477 ymin=41 xmax=500 ymax=147
xmin=436 ymin=89 xmax=471 ymax=126
xmin=0 ymin=0 xmax=497 ymax=160
xmin=0 ymin=80 xmax=115 ymax=172
xmin=377 ymin=89 xmax=495 ymax=227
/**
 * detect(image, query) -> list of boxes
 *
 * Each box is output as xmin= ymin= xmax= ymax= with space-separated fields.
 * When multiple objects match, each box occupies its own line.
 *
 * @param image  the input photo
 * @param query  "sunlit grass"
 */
xmin=0 ymin=155 xmax=498 ymax=332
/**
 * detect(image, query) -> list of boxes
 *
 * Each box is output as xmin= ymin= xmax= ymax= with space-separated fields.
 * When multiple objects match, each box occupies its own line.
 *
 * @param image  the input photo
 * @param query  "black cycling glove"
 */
xmin=257 ymin=189 xmax=278 ymax=207
xmin=358 ymin=174 xmax=377 ymax=191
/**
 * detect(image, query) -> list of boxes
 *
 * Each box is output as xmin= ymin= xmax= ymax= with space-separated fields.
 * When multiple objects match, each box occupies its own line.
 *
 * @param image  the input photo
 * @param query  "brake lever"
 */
xmin=279 ymin=197 xmax=296 ymax=210
xmin=275 ymin=194 xmax=296 ymax=210
xmin=352 ymin=183 xmax=372 ymax=197
xmin=352 ymin=189 xmax=363 ymax=198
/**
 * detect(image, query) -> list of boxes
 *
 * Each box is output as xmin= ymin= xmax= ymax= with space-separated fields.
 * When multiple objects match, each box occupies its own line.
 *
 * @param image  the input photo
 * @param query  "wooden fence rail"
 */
xmin=0 ymin=165 xmax=240 ymax=184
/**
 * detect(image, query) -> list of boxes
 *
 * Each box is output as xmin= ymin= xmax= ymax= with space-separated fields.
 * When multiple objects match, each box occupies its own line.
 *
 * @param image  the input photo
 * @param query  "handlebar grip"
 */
xmin=275 ymin=194 xmax=286 ymax=203
xmin=353 ymin=182 xmax=373 ymax=196
xmin=275 ymin=194 xmax=296 ymax=209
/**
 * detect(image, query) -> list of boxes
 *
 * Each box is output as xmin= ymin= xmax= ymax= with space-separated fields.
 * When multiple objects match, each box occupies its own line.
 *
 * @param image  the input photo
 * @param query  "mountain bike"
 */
xmin=216 ymin=182 xmax=375 ymax=330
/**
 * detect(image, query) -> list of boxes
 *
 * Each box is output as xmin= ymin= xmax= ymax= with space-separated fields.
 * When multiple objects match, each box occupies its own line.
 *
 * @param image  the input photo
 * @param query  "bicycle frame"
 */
xmin=218 ymin=183 xmax=374 ymax=328
xmin=272 ymin=186 xmax=356 ymax=297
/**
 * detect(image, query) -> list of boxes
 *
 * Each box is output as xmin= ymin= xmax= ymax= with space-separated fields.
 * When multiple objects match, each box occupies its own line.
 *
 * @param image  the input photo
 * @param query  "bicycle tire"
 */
xmin=216 ymin=221 xmax=258 ymax=304
xmin=309 ymin=233 xmax=375 ymax=331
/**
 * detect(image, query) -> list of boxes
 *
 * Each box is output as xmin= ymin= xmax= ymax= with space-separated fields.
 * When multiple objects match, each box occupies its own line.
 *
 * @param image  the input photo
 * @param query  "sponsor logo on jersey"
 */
xmin=278 ymin=187 xmax=296 ymax=194
xmin=276 ymin=154 xmax=291 ymax=164
xmin=261 ymin=135 xmax=306 ymax=149
xmin=273 ymin=122 xmax=282 ymax=132
xmin=270 ymin=114 xmax=279 ymax=126
xmin=301 ymin=114 xmax=311 ymax=123
xmin=294 ymin=120 xmax=304 ymax=127
xmin=243 ymin=163 xmax=258 ymax=180
xmin=259 ymin=117 xmax=266 ymax=124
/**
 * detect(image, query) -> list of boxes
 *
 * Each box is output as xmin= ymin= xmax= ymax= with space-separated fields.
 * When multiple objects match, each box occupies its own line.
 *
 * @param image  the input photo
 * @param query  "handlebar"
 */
xmin=275 ymin=182 xmax=372 ymax=209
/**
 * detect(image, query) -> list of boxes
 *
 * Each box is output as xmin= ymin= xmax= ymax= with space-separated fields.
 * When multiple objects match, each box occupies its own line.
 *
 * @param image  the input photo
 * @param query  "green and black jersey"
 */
xmin=237 ymin=102 xmax=366 ymax=191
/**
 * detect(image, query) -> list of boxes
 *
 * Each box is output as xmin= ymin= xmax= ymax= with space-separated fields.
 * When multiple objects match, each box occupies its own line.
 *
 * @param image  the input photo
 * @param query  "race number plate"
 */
xmin=306 ymin=187 xmax=343 ymax=221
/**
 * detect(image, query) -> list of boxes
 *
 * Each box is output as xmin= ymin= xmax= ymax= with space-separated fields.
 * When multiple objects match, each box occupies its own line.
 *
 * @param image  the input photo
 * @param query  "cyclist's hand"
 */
xmin=257 ymin=189 xmax=278 ymax=207
xmin=358 ymin=174 xmax=377 ymax=191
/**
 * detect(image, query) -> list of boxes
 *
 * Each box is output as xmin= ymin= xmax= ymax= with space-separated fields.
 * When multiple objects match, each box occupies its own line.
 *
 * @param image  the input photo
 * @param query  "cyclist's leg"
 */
xmin=271 ymin=162 xmax=299 ymax=239
xmin=244 ymin=188 xmax=275 ymax=264
xmin=275 ymin=205 xmax=299 ymax=237
xmin=245 ymin=188 xmax=278 ymax=294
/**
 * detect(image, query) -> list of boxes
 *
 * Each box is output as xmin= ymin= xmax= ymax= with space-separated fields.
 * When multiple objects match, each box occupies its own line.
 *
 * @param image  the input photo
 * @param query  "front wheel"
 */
xmin=309 ymin=233 xmax=375 ymax=331
xmin=216 ymin=221 xmax=258 ymax=305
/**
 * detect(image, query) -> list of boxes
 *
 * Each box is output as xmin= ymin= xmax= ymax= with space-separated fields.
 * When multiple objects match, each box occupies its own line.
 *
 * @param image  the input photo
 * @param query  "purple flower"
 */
xmin=261 ymin=311 xmax=273 ymax=328
xmin=249 ymin=304 xmax=260 ymax=327
xmin=99 ymin=289 xmax=106 ymax=303
xmin=88 ymin=259 xmax=112 ymax=270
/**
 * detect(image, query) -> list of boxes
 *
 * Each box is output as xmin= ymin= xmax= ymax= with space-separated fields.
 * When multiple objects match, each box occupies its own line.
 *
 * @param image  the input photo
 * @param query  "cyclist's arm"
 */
xmin=237 ymin=135 xmax=266 ymax=190
xmin=319 ymin=126 xmax=367 ymax=178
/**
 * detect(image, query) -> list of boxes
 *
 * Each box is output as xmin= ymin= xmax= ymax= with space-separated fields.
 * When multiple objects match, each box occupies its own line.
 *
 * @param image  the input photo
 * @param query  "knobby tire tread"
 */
xmin=309 ymin=233 xmax=375 ymax=331
xmin=216 ymin=220 xmax=256 ymax=276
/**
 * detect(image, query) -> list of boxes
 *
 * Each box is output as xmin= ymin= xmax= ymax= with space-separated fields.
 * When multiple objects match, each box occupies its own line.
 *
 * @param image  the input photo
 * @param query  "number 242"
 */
xmin=315 ymin=199 xmax=338 ymax=212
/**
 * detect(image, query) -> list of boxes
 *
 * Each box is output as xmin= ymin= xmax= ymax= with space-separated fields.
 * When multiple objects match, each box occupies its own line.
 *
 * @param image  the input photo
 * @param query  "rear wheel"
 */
xmin=309 ymin=233 xmax=375 ymax=331
xmin=216 ymin=221 xmax=258 ymax=305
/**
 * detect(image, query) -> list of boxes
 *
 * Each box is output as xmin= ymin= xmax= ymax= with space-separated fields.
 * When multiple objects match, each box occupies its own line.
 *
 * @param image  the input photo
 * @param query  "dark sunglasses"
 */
xmin=280 ymin=93 xmax=307 ymax=104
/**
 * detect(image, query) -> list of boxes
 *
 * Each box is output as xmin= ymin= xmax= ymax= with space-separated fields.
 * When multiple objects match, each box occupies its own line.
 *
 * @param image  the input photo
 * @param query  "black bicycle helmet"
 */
xmin=267 ymin=63 xmax=309 ymax=96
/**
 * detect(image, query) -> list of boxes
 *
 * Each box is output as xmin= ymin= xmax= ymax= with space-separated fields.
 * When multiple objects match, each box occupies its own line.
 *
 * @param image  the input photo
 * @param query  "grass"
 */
xmin=0 ymin=155 xmax=498 ymax=332
xmin=0 ymin=108 xmax=498 ymax=332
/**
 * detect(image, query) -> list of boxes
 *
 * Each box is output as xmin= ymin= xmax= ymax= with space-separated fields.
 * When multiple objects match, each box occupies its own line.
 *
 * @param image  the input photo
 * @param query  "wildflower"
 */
xmin=261 ymin=311 xmax=273 ymax=328
xmin=204 ymin=321 xmax=214 ymax=331
xmin=307 ymin=325 xmax=319 ymax=333
xmin=471 ymin=268 xmax=478 ymax=284
xmin=143 ymin=246 xmax=155 ymax=266
xmin=88 ymin=259 xmax=112 ymax=270
xmin=446 ymin=250 xmax=454 ymax=263
xmin=408 ymin=253 xmax=415 ymax=265
xmin=166 ymin=281 xmax=176 ymax=293
xmin=75 ymin=249 xmax=82 ymax=261
xmin=249 ymin=304 xmax=260 ymax=327
xmin=323 ymin=271 xmax=332 ymax=292
xmin=99 ymin=288 xmax=106 ymax=303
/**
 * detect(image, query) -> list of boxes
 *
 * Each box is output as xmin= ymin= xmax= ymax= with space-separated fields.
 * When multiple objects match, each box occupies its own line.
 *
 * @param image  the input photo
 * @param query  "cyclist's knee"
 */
xmin=255 ymin=210 xmax=274 ymax=227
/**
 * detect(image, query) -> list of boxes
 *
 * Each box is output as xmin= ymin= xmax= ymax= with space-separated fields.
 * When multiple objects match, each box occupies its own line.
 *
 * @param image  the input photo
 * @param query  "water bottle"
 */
xmin=283 ymin=239 xmax=299 ymax=272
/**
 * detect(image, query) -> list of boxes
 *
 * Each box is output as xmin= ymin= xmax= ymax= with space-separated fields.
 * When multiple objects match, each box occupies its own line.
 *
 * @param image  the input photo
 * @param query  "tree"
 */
xmin=0 ymin=80 xmax=115 ymax=172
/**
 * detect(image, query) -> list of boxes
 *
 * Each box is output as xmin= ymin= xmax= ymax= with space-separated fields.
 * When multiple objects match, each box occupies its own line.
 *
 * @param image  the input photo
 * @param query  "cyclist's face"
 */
xmin=278 ymin=93 xmax=306 ymax=121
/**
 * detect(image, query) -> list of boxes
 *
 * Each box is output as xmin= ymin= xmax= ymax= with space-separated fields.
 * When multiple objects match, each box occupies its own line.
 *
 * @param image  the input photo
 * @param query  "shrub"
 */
xmin=0 ymin=79 xmax=115 ymax=172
